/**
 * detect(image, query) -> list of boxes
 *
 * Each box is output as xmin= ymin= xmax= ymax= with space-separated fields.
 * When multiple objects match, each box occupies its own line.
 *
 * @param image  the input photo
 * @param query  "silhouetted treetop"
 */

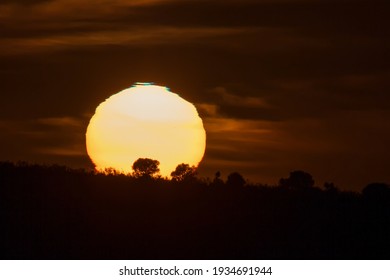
xmin=362 ymin=183 xmax=390 ymax=203
xmin=171 ymin=163 xmax=197 ymax=182
xmin=132 ymin=158 xmax=160 ymax=178
xmin=279 ymin=170 xmax=315 ymax=190
xmin=226 ymin=172 xmax=246 ymax=188
xmin=323 ymin=182 xmax=339 ymax=196
xmin=212 ymin=171 xmax=224 ymax=187
xmin=103 ymin=167 xmax=122 ymax=176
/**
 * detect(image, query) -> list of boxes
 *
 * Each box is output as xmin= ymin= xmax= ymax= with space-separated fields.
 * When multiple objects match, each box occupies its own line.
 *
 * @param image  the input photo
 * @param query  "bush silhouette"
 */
xmin=362 ymin=183 xmax=390 ymax=205
xmin=279 ymin=170 xmax=314 ymax=190
xmin=226 ymin=172 xmax=245 ymax=187
xmin=171 ymin=163 xmax=197 ymax=182
xmin=132 ymin=158 xmax=160 ymax=178
xmin=212 ymin=171 xmax=224 ymax=187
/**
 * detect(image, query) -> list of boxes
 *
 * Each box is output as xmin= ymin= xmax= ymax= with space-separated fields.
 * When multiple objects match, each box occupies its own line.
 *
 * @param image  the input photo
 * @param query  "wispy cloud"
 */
xmin=0 ymin=27 xmax=245 ymax=55
xmin=0 ymin=0 xmax=340 ymax=55
xmin=36 ymin=145 xmax=86 ymax=156
xmin=196 ymin=103 xmax=219 ymax=118
xmin=212 ymin=87 xmax=270 ymax=108
xmin=0 ymin=116 xmax=89 ymax=162
xmin=37 ymin=116 xmax=84 ymax=127
xmin=0 ymin=0 xmax=171 ymax=18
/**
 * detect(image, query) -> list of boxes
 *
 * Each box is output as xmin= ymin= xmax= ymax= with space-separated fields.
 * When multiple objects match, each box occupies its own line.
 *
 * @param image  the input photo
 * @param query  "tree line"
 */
xmin=1 ymin=159 xmax=390 ymax=259
xmin=110 ymin=158 xmax=390 ymax=196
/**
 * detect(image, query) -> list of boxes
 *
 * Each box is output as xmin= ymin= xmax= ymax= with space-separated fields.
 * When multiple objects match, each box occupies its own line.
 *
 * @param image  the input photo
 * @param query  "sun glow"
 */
xmin=86 ymin=84 xmax=206 ymax=176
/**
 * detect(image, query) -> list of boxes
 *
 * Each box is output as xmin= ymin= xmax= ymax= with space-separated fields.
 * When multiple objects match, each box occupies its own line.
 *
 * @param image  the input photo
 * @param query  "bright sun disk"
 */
xmin=86 ymin=83 xmax=206 ymax=176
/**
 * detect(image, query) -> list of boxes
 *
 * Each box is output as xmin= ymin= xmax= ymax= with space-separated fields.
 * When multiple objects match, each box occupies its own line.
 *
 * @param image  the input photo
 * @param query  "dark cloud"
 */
xmin=0 ymin=117 xmax=91 ymax=168
xmin=1 ymin=0 xmax=389 ymax=50
xmin=0 ymin=0 xmax=51 ymax=5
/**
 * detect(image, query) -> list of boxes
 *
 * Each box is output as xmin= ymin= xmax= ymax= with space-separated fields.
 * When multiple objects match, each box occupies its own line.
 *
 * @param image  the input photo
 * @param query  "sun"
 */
xmin=86 ymin=83 xmax=206 ymax=176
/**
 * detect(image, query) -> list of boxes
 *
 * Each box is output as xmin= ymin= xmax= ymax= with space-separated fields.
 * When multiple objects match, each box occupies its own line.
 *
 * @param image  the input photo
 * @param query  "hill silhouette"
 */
xmin=1 ymin=161 xmax=390 ymax=259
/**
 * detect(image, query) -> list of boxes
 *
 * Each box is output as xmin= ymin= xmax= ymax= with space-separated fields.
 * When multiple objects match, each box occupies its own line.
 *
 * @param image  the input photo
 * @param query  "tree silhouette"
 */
xmin=2 ymin=160 xmax=390 ymax=259
xmin=104 ymin=167 xmax=121 ymax=176
xmin=226 ymin=172 xmax=245 ymax=187
xmin=132 ymin=158 xmax=160 ymax=178
xmin=212 ymin=171 xmax=224 ymax=187
xmin=171 ymin=163 xmax=197 ymax=182
xmin=362 ymin=183 xmax=390 ymax=204
xmin=324 ymin=182 xmax=339 ymax=194
xmin=279 ymin=170 xmax=314 ymax=190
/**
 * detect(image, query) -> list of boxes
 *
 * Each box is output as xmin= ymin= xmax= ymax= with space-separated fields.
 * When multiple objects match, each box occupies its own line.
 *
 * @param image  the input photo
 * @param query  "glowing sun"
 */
xmin=86 ymin=83 xmax=206 ymax=176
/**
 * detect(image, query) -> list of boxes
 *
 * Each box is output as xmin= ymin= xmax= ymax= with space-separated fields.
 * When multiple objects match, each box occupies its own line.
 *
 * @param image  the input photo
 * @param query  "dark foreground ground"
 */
xmin=1 ymin=162 xmax=390 ymax=259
